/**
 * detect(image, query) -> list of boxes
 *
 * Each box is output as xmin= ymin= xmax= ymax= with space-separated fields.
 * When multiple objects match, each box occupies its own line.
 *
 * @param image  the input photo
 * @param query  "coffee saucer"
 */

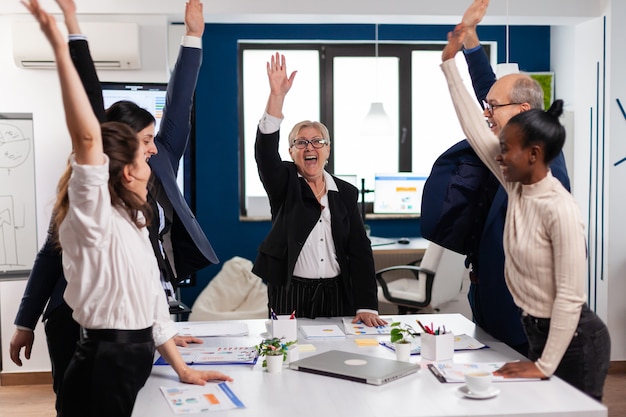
xmin=458 ymin=385 xmax=500 ymax=399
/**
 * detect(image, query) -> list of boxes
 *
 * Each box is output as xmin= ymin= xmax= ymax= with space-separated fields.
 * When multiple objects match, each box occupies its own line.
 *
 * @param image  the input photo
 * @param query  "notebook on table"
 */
xmin=289 ymin=350 xmax=419 ymax=385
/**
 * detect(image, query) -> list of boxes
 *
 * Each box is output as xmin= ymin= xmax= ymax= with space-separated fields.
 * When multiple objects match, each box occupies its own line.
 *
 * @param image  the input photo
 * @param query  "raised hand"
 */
xmin=442 ymin=23 xmax=466 ymax=62
xmin=185 ymin=0 xmax=204 ymax=38
xmin=462 ymin=0 xmax=490 ymax=28
xmin=267 ymin=52 xmax=297 ymax=97
xmin=22 ymin=0 xmax=66 ymax=51
xmin=55 ymin=0 xmax=80 ymax=34
xmin=264 ymin=52 xmax=297 ymax=118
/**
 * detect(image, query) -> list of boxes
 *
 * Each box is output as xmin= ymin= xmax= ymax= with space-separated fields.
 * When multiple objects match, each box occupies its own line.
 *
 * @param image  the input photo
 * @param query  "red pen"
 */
xmin=289 ymin=310 xmax=296 ymax=319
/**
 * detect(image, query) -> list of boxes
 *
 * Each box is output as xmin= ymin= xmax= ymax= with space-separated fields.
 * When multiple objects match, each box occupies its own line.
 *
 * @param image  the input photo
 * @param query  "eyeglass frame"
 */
xmin=482 ymin=100 xmax=523 ymax=116
xmin=290 ymin=137 xmax=330 ymax=149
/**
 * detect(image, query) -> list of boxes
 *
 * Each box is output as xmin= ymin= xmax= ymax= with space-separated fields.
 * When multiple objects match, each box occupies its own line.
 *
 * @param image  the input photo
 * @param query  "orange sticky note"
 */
xmin=354 ymin=338 xmax=379 ymax=346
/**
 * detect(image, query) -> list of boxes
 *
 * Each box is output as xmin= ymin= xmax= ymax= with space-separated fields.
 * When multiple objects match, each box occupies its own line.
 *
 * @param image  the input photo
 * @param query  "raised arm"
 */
xmin=265 ymin=52 xmax=297 ymax=118
xmin=23 ymin=0 xmax=102 ymax=165
xmin=461 ymin=0 xmax=495 ymax=104
xmin=56 ymin=0 xmax=106 ymax=122
xmin=154 ymin=0 xmax=204 ymax=163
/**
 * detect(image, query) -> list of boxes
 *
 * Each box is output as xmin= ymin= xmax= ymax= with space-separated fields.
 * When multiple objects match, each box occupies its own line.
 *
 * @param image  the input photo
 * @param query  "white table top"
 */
xmin=131 ymin=314 xmax=607 ymax=417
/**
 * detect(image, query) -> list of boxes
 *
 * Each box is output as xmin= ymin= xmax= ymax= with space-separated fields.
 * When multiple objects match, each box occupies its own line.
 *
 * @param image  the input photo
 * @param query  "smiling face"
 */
xmin=496 ymin=123 xmax=535 ymax=184
xmin=125 ymin=145 xmax=152 ymax=202
xmin=484 ymin=75 xmax=525 ymax=137
xmin=137 ymin=124 xmax=157 ymax=159
xmin=288 ymin=125 xmax=330 ymax=181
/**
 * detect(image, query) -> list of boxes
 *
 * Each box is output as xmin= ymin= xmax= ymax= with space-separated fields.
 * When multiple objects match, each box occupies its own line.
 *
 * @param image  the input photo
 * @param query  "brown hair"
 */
xmin=53 ymin=122 xmax=152 ymax=245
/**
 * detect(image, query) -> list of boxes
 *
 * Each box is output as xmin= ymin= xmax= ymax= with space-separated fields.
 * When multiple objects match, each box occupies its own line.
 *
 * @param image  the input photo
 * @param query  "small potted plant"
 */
xmin=255 ymin=337 xmax=296 ymax=373
xmin=390 ymin=322 xmax=418 ymax=362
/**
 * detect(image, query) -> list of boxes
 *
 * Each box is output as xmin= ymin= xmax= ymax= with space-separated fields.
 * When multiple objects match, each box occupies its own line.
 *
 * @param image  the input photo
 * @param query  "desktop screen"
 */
xmin=373 ymin=173 xmax=427 ymax=214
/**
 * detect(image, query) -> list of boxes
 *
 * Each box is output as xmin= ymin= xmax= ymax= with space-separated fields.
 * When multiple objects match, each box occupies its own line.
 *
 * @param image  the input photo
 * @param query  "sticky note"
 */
xmin=353 ymin=338 xmax=379 ymax=346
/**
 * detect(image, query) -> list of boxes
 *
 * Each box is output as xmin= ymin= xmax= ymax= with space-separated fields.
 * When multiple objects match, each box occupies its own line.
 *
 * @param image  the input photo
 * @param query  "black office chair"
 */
xmin=376 ymin=241 xmax=466 ymax=314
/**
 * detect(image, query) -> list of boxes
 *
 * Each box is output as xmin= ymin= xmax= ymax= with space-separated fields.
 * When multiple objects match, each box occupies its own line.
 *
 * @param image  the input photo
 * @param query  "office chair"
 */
xmin=376 ymin=241 xmax=466 ymax=314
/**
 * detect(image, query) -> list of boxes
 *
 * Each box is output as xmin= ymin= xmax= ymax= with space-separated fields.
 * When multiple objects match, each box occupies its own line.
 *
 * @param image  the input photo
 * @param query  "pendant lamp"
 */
xmin=361 ymin=24 xmax=391 ymax=136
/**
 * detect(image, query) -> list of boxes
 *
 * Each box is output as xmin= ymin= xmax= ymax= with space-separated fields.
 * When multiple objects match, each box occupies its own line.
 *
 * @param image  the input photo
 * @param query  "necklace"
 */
xmin=314 ymin=180 xmax=326 ymax=199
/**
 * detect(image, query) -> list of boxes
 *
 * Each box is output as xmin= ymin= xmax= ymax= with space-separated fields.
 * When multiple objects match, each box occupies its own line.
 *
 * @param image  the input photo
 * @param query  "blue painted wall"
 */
xmin=181 ymin=23 xmax=550 ymax=306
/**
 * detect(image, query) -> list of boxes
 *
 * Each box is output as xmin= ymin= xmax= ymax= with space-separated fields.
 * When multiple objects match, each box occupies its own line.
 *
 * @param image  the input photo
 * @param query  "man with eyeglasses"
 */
xmin=252 ymin=52 xmax=386 ymax=327
xmin=422 ymin=0 xmax=570 ymax=357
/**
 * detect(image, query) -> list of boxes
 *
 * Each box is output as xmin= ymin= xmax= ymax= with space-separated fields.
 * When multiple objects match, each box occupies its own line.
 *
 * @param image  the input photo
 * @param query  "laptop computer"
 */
xmin=289 ymin=350 xmax=419 ymax=385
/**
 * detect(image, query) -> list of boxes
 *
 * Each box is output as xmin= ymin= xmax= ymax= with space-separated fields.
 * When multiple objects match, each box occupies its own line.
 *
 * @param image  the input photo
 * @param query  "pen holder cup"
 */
xmin=420 ymin=332 xmax=454 ymax=361
xmin=268 ymin=316 xmax=298 ymax=343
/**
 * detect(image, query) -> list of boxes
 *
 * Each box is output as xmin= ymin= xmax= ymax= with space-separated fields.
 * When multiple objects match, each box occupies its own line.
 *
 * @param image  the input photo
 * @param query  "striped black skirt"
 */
xmin=268 ymin=275 xmax=353 ymax=319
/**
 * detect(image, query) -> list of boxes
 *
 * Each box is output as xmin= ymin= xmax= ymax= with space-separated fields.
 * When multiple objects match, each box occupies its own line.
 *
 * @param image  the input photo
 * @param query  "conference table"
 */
xmin=131 ymin=314 xmax=607 ymax=417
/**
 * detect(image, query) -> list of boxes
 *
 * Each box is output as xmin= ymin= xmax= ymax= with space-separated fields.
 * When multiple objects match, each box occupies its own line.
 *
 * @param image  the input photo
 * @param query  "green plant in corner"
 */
xmin=390 ymin=322 xmax=419 ymax=344
xmin=255 ymin=337 xmax=296 ymax=367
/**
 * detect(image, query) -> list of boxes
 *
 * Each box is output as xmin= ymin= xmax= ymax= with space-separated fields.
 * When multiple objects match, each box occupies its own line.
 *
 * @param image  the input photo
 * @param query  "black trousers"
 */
xmin=59 ymin=327 xmax=155 ymax=417
xmin=522 ymin=304 xmax=610 ymax=401
xmin=268 ymin=275 xmax=354 ymax=319
xmin=44 ymin=302 xmax=80 ymax=416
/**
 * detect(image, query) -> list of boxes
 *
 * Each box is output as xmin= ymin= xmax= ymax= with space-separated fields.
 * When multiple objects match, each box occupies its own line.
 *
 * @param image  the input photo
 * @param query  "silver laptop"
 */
xmin=289 ymin=350 xmax=419 ymax=385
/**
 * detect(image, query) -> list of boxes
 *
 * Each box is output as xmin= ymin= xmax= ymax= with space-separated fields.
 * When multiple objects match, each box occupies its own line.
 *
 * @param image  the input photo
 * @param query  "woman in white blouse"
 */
xmin=23 ymin=1 xmax=232 ymax=416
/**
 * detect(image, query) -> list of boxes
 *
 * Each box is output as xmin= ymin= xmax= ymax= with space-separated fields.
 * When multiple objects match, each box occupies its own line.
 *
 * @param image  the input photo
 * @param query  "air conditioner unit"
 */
xmin=13 ymin=21 xmax=141 ymax=69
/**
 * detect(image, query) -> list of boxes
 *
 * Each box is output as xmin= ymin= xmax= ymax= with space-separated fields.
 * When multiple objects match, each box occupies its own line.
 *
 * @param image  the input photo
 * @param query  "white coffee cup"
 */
xmin=464 ymin=371 xmax=494 ymax=395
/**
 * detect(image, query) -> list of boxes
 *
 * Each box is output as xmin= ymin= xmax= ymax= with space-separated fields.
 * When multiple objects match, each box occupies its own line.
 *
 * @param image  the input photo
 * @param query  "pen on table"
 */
xmin=289 ymin=310 xmax=296 ymax=319
xmin=415 ymin=320 xmax=428 ymax=333
xmin=270 ymin=308 xmax=278 ymax=320
xmin=427 ymin=364 xmax=447 ymax=383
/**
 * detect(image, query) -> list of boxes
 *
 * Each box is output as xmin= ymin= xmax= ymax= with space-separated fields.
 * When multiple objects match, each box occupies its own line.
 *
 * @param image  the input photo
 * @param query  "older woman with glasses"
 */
xmin=252 ymin=53 xmax=386 ymax=327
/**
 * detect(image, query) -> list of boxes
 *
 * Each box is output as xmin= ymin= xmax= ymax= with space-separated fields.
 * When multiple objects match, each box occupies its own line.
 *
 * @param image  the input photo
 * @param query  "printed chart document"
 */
xmin=300 ymin=324 xmax=345 ymax=339
xmin=175 ymin=321 xmax=249 ymax=337
xmin=427 ymin=362 xmax=543 ymax=383
xmin=155 ymin=346 xmax=258 ymax=366
xmin=380 ymin=333 xmax=487 ymax=355
xmin=342 ymin=317 xmax=392 ymax=335
xmin=160 ymin=382 xmax=245 ymax=414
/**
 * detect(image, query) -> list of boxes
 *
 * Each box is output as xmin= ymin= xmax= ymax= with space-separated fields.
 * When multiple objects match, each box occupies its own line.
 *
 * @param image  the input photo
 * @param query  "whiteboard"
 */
xmin=0 ymin=113 xmax=37 ymax=277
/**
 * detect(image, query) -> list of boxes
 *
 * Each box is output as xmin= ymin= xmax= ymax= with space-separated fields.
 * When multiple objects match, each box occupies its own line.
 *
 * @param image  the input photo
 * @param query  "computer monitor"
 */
xmin=373 ymin=173 xmax=427 ymax=214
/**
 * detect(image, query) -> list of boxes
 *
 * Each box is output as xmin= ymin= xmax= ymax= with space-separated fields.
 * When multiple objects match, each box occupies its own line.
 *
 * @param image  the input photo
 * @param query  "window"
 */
xmin=239 ymin=43 xmax=484 ymax=218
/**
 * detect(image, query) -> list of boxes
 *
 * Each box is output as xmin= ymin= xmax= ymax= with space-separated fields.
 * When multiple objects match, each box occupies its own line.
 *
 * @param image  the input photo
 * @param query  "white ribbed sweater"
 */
xmin=441 ymin=59 xmax=587 ymax=376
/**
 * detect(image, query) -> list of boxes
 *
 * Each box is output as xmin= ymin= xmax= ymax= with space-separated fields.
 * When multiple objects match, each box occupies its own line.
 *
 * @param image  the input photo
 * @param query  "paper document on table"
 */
xmin=300 ymin=324 xmax=345 ymax=338
xmin=342 ymin=317 xmax=392 ymax=335
xmin=160 ymin=382 xmax=245 ymax=414
xmin=369 ymin=236 xmax=397 ymax=246
xmin=175 ymin=321 xmax=249 ymax=337
xmin=154 ymin=346 xmax=258 ymax=365
xmin=428 ymin=362 xmax=543 ymax=383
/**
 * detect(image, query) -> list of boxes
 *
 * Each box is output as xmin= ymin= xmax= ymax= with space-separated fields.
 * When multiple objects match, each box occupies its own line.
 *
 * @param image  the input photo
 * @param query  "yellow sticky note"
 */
xmin=354 ymin=338 xmax=379 ymax=347
xmin=297 ymin=344 xmax=317 ymax=352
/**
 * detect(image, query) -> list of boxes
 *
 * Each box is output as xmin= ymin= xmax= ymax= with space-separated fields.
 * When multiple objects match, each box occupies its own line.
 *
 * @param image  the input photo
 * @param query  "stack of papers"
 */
xmin=300 ymin=324 xmax=345 ymax=339
xmin=175 ymin=321 xmax=249 ymax=337
xmin=160 ymin=382 xmax=245 ymax=414
xmin=155 ymin=346 xmax=258 ymax=366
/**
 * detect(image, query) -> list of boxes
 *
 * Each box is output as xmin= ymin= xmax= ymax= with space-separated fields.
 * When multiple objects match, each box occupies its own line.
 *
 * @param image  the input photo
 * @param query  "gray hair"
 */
xmin=288 ymin=120 xmax=331 ymax=146
xmin=510 ymin=76 xmax=544 ymax=110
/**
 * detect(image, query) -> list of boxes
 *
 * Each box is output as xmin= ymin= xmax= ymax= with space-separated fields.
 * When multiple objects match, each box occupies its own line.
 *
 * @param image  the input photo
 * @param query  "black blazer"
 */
xmin=251 ymin=128 xmax=378 ymax=312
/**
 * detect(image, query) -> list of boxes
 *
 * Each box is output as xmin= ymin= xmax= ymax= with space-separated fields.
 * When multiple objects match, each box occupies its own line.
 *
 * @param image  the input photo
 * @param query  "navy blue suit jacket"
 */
xmin=14 ymin=40 xmax=217 ymax=330
xmin=251 ymin=129 xmax=378 ymax=312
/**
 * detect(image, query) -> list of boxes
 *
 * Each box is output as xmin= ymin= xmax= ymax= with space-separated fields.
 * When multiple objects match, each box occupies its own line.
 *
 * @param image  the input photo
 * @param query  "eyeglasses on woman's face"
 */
xmin=290 ymin=137 xmax=329 ymax=149
xmin=482 ymin=100 xmax=522 ymax=117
